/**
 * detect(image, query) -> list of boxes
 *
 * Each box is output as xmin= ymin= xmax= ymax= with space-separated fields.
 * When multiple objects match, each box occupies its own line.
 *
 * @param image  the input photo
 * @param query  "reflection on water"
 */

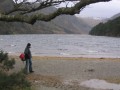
xmin=0 ymin=34 xmax=120 ymax=58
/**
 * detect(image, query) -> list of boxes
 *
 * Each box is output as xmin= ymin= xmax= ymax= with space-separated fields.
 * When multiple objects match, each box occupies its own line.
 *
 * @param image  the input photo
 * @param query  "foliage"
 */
xmin=0 ymin=71 xmax=31 ymax=90
xmin=89 ymin=16 xmax=120 ymax=37
xmin=0 ymin=50 xmax=15 ymax=71
xmin=0 ymin=50 xmax=31 ymax=90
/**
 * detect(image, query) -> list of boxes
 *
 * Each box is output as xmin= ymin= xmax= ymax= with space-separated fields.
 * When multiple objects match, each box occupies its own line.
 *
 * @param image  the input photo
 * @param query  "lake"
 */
xmin=0 ymin=34 xmax=120 ymax=58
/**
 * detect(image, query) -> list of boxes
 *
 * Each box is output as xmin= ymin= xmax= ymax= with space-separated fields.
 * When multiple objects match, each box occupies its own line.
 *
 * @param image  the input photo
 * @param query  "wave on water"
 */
xmin=0 ymin=34 xmax=120 ymax=58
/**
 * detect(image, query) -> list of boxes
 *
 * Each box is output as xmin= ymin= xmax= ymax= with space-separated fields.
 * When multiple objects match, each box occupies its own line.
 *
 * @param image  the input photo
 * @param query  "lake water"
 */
xmin=0 ymin=34 xmax=120 ymax=58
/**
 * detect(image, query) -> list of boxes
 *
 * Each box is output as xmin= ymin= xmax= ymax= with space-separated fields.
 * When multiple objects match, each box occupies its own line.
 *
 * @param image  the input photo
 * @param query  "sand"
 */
xmin=10 ymin=55 xmax=120 ymax=90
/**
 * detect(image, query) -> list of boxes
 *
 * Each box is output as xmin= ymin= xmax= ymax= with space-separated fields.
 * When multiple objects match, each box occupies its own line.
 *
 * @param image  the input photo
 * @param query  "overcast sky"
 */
xmin=77 ymin=0 xmax=120 ymax=19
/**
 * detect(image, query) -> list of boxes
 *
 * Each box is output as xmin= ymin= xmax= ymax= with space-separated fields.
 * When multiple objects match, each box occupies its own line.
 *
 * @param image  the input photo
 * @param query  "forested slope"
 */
xmin=89 ymin=16 xmax=120 ymax=37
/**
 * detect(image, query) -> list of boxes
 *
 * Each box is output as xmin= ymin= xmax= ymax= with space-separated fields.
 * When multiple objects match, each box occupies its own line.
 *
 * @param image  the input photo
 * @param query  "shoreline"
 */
xmin=10 ymin=54 xmax=120 ymax=61
xmin=9 ymin=52 xmax=120 ymax=59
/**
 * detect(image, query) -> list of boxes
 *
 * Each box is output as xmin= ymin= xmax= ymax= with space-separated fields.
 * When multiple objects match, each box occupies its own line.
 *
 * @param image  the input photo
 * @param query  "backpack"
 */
xmin=19 ymin=53 xmax=26 ymax=61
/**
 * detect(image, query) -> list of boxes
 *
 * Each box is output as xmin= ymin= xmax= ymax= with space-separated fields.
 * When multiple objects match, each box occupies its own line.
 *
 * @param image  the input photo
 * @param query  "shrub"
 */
xmin=0 ymin=50 xmax=15 ymax=71
xmin=0 ymin=50 xmax=31 ymax=90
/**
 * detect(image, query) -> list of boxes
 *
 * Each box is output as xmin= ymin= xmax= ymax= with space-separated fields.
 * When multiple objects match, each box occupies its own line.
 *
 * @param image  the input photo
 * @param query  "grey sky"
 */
xmin=77 ymin=0 xmax=120 ymax=19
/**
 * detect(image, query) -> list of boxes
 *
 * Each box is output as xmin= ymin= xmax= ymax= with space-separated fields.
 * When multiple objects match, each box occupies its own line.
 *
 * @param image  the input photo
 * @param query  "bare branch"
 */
xmin=0 ymin=0 xmax=111 ymax=24
xmin=6 ymin=0 xmax=65 ymax=15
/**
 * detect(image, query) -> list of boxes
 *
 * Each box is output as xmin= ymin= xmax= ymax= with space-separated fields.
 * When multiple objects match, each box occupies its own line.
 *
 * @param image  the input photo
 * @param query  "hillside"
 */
xmin=89 ymin=15 xmax=120 ymax=37
xmin=0 ymin=14 xmax=99 ymax=34
xmin=110 ymin=13 xmax=120 ymax=20
xmin=0 ymin=1 xmax=100 ymax=34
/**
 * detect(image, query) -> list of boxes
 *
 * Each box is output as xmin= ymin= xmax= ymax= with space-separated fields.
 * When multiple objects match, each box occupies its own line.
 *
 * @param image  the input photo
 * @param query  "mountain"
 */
xmin=103 ymin=13 xmax=120 ymax=22
xmin=0 ymin=14 xmax=101 ymax=34
xmin=0 ymin=15 xmax=92 ymax=34
xmin=110 ymin=13 xmax=120 ymax=20
xmin=76 ymin=16 xmax=101 ymax=27
xmin=0 ymin=0 xmax=14 ymax=13
xmin=89 ymin=16 xmax=120 ymax=37
xmin=0 ymin=2 xmax=101 ymax=34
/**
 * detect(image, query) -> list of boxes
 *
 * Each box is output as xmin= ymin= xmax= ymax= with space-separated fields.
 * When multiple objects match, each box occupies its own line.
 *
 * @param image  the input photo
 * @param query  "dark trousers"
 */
xmin=25 ymin=58 xmax=33 ymax=73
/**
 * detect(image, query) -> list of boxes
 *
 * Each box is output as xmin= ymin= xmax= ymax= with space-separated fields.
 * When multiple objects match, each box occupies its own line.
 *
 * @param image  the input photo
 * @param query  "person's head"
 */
xmin=27 ymin=43 xmax=31 ymax=48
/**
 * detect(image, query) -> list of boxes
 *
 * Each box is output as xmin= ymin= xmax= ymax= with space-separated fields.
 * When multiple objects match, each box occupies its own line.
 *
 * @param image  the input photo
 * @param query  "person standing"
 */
xmin=24 ymin=43 xmax=34 ymax=73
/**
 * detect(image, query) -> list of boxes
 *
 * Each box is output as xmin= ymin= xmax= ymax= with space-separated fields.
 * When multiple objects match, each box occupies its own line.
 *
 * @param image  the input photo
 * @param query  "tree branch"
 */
xmin=0 ymin=0 xmax=111 ymax=24
xmin=6 ymin=0 xmax=65 ymax=15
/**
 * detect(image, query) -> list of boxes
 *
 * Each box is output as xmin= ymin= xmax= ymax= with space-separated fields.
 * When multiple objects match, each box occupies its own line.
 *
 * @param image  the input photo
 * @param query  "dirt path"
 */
xmin=12 ymin=56 xmax=120 ymax=90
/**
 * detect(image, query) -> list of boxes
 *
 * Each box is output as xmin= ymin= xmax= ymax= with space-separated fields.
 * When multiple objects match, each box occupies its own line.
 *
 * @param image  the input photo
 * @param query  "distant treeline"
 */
xmin=89 ymin=16 xmax=120 ymax=37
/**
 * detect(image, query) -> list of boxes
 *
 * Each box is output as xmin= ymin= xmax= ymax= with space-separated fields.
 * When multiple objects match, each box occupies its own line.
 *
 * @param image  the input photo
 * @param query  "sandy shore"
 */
xmin=10 ymin=55 xmax=120 ymax=90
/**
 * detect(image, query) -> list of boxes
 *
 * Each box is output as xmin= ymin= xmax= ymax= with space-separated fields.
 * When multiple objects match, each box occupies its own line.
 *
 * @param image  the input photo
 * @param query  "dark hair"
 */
xmin=27 ymin=43 xmax=31 ymax=47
